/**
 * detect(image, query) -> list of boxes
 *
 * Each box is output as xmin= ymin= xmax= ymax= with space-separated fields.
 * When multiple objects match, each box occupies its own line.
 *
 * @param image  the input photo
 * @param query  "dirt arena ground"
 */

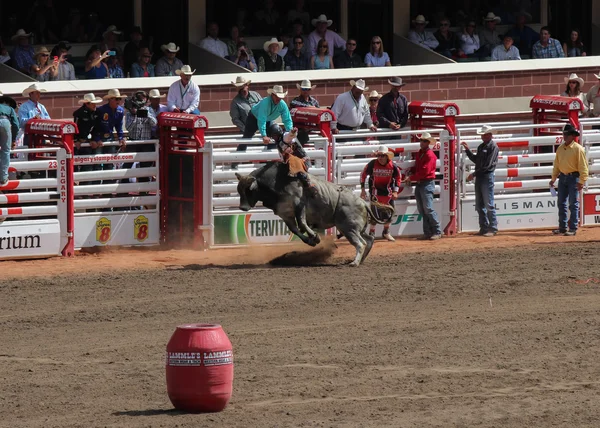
xmin=1 ymin=229 xmax=600 ymax=428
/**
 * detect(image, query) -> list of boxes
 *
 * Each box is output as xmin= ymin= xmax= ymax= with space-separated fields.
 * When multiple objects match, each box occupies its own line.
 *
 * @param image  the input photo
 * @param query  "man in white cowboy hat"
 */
xmin=148 ymin=89 xmax=168 ymax=138
xmin=549 ymin=124 xmax=588 ymax=236
xmin=377 ymin=77 xmax=408 ymax=130
xmin=155 ymin=42 xmax=184 ymax=76
xmin=460 ymin=125 xmax=499 ymax=237
xmin=406 ymin=133 xmax=442 ymax=240
xmin=230 ymin=76 xmax=262 ymax=133
xmin=360 ymin=144 xmax=401 ymax=241
xmin=100 ymin=25 xmax=123 ymax=60
xmin=18 ymin=83 xmax=50 ymax=132
xmin=479 ymin=12 xmax=502 ymax=56
xmin=167 ymin=65 xmax=201 ymax=114
xmin=10 ymin=29 xmax=35 ymax=74
xmin=586 ymin=73 xmax=600 ymax=118
xmin=491 ymin=35 xmax=521 ymax=61
xmin=307 ymin=14 xmax=346 ymax=57
xmin=198 ymin=22 xmax=228 ymax=58
xmin=259 ymin=38 xmax=285 ymax=72
xmin=532 ymin=26 xmax=565 ymax=59
xmin=93 ymin=89 xmax=127 ymax=165
xmin=562 ymin=73 xmax=589 ymax=116
xmin=0 ymin=92 xmax=19 ymax=187
xmin=408 ymin=15 xmax=439 ymax=50
xmin=73 ymin=93 xmax=102 ymax=150
xmin=331 ymin=79 xmax=378 ymax=134
xmin=290 ymin=80 xmax=320 ymax=108
xmin=367 ymin=90 xmax=382 ymax=127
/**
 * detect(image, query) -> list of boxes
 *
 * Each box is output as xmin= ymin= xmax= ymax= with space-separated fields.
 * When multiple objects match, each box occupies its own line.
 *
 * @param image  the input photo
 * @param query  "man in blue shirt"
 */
xmin=93 ymin=89 xmax=127 ymax=181
xmin=0 ymin=92 xmax=19 ymax=186
xmin=532 ymin=27 xmax=565 ymax=59
xmin=10 ymin=29 xmax=35 ymax=75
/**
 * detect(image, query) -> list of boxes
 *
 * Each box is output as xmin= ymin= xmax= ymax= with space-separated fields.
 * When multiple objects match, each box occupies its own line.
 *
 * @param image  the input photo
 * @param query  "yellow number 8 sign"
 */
xmin=134 ymin=215 xmax=149 ymax=242
xmin=96 ymin=217 xmax=111 ymax=244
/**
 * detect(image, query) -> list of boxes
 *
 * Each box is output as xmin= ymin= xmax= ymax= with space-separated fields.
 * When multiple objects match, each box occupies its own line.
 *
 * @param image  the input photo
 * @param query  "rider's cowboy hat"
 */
xmin=564 ymin=73 xmax=584 ymax=87
xmin=102 ymin=25 xmax=122 ymax=39
xmin=483 ymin=12 xmax=502 ymax=23
xmin=418 ymin=132 xmax=437 ymax=145
xmin=175 ymin=65 xmax=195 ymax=75
xmin=102 ymin=89 xmax=127 ymax=100
xmin=0 ymin=92 xmax=17 ymax=110
xmin=78 ymin=93 xmax=103 ymax=104
xmin=350 ymin=79 xmax=369 ymax=91
xmin=311 ymin=14 xmax=333 ymax=27
xmin=11 ymin=29 xmax=31 ymax=41
xmin=267 ymin=85 xmax=288 ymax=99
xmin=148 ymin=89 xmax=165 ymax=98
xmin=232 ymin=76 xmax=251 ymax=87
xmin=476 ymin=124 xmax=494 ymax=135
xmin=373 ymin=144 xmax=394 ymax=160
xmin=296 ymin=79 xmax=316 ymax=90
xmin=368 ymin=90 xmax=382 ymax=99
xmin=412 ymin=15 xmax=429 ymax=25
xmin=161 ymin=42 xmax=180 ymax=53
xmin=263 ymin=37 xmax=283 ymax=52
xmin=22 ymin=83 xmax=47 ymax=97
xmin=388 ymin=76 xmax=406 ymax=87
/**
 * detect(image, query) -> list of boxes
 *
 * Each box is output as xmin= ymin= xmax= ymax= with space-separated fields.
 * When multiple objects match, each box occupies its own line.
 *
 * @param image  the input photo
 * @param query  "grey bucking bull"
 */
xmin=235 ymin=162 xmax=395 ymax=266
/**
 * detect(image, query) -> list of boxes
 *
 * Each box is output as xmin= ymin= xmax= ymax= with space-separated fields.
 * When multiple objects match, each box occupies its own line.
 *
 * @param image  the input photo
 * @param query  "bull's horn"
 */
xmin=235 ymin=172 xmax=243 ymax=181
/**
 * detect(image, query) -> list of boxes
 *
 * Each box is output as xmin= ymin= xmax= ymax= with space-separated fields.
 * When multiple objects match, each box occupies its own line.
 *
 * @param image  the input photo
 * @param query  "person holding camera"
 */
xmin=228 ymin=41 xmax=257 ymax=72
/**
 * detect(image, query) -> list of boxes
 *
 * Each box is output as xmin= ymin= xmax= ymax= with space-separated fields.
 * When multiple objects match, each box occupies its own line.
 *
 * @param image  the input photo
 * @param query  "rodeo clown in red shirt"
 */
xmin=360 ymin=144 xmax=401 ymax=241
xmin=405 ymin=132 xmax=442 ymax=240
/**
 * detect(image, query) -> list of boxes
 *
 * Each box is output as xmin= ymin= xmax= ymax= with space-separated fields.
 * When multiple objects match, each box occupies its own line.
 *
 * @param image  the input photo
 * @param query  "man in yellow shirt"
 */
xmin=549 ymin=124 xmax=588 ymax=235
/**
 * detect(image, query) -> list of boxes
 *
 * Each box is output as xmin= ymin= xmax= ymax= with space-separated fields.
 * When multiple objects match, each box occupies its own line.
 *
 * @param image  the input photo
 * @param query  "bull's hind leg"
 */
xmin=360 ymin=232 xmax=375 ymax=264
xmin=341 ymin=229 xmax=366 ymax=267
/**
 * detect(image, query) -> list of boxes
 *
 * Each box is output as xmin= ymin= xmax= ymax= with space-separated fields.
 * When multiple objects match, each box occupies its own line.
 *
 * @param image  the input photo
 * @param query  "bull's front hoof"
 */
xmin=307 ymin=234 xmax=320 ymax=247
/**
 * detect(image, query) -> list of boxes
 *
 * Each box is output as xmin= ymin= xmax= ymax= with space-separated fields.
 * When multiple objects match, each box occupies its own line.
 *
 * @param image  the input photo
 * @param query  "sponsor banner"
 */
xmin=214 ymin=212 xmax=300 ymax=245
xmin=583 ymin=193 xmax=600 ymax=225
xmin=0 ymin=219 xmax=61 ymax=259
xmin=74 ymin=213 xmax=159 ymax=248
xmin=461 ymin=195 xmax=558 ymax=231
xmin=371 ymin=201 xmax=442 ymax=237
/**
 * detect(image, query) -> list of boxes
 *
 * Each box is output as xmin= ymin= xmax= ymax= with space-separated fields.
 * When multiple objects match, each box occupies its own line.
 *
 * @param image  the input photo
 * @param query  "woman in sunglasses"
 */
xmin=365 ymin=36 xmax=391 ymax=67
xmin=434 ymin=19 xmax=463 ymax=59
xmin=460 ymin=21 xmax=481 ymax=57
xmin=30 ymin=46 xmax=58 ymax=82
xmin=310 ymin=38 xmax=334 ymax=69
xmin=130 ymin=46 xmax=155 ymax=77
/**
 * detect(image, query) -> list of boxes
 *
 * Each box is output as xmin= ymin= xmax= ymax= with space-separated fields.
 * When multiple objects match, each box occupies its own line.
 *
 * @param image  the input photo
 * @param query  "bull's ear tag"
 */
xmin=235 ymin=173 xmax=242 ymax=181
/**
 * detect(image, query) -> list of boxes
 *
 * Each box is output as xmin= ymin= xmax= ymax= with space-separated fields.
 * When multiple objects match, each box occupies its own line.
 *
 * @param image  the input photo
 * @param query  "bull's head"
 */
xmin=235 ymin=173 xmax=259 ymax=211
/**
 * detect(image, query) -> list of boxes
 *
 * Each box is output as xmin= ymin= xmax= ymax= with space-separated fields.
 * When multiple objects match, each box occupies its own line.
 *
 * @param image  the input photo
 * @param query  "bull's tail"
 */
xmin=365 ymin=200 xmax=395 ymax=224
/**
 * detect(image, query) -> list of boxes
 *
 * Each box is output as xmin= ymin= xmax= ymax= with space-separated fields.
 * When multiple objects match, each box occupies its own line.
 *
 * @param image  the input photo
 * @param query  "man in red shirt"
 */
xmin=360 ymin=145 xmax=401 ymax=241
xmin=407 ymin=132 xmax=442 ymax=240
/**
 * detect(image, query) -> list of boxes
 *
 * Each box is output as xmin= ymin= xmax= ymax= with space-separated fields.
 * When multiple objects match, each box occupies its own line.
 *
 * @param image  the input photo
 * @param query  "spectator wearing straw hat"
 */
xmin=230 ymin=76 xmax=262 ymax=133
xmin=408 ymin=16 xmax=439 ymax=50
xmin=259 ymin=38 xmax=285 ymax=72
xmin=18 ymin=83 xmax=50 ymax=131
xmin=360 ymin=144 xmax=401 ymax=241
xmin=460 ymin=125 xmax=499 ymax=237
xmin=290 ymin=80 xmax=320 ymax=108
xmin=10 ymin=29 xmax=35 ymax=75
xmin=479 ymin=12 xmax=502 ymax=57
xmin=549 ymin=124 xmax=588 ymax=236
xmin=167 ymin=65 xmax=200 ymax=114
xmin=31 ymin=46 xmax=58 ymax=82
xmin=0 ymin=92 xmax=19 ymax=187
xmin=331 ymin=79 xmax=377 ymax=133
xmin=368 ymin=91 xmax=382 ymax=127
xmin=307 ymin=14 xmax=346 ymax=57
xmin=155 ymin=43 xmax=184 ymax=77
xmin=406 ymin=132 xmax=442 ymax=240
xmin=562 ymin=73 xmax=589 ymax=116
xmin=377 ymin=77 xmax=408 ymax=131
xmin=586 ymin=72 xmax=600 ymax=118
xmin=148 ymin=89 xmax=168 ymax=138
xmin=99 ymin=25 xmax=123 ymax=60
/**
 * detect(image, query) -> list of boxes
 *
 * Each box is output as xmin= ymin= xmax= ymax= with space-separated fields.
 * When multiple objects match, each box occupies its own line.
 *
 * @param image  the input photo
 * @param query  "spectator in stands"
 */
xmin=73 ymin=93 xmax=102 ymax=176
xmin=287 ymin=0 xmax=310 ymax=33
xmin=365 ymin=36 xmax=391 ymax=67
xmin=61 ymin=8 xmax=86 ymax=44
xmin=18 ymin=83 xmax=51 ymax=132
xmin=228 ymin=41 xmax=257 ymax=72
xmin=167 ymin=65 xmax=200 ymax=114
xmin=368 ymin=90 xmax=382 ymax=127
xmin=84 ymin=46 xmax=109 ymax=79
xmin=290 ymin=79 xmax=320 ymax=108
xmin=0 ymin=92 xmax=19 ymax=187
xmin=31 ymin=46 xmax=58 ymax=82
xmin=532 ymin=27 xmax=564 ymax=59
xmin=155 ymin=43 xmax=184 ymax=77
xmin=479 ymin=12 xmax=502 ymax=57
xmin=229 ymin=76 xmax=262 ymax=133
xmin=0 ymin=38 xmax=10 ymax=65
xmin=563 ymin=29 xmax=586 ymax=57
xmin=334 ymin=38 xmax=363 ymax=68
xmin=308 ymin=14 xmax=346 ymax=57
xmin=461 ymin=125 xmax=499 ymax=237
xmin=123 ymin=27 xmax=144 ymax=74
xmin=377 ymin=76 xmax=408 ymax=130
xmin=148 ymin=89 xmax=167 ymax=138
xmin=434 ymin=18 xmax=463 ymax=59
xmin=106 ymin=53 xmax=125 ymax=78
xmin=51 ymin=41 xmax=76 ymax=81
xmin=288 ymin=19 xmax=309 ymax=58
xmin=255 ymin=0 xmax=280 ymax=36
xmin=311 ymin=39 xmax=334 ymax=70
xmin=130 ymin=47 xmax=155 ymax=77
xmin=406 ymin=132 xmax=442 ymax=240
xmin=549 ymin=124 xmax=588 ymax=236
xmin=226 ymin=26 xmax=253 ymax=58
xmin=562 ymin=73 xmax=589 ymax=115
xmin=93 ymin=89 xmax=127 ymax=180
xmin=505 ymin=11 xmax=538 ymax=57
xmin=460 ymin=21 xmax=481 ymax=57
xmin=259 ymin=38 xmax=285 ymax=72
xmin=241 ymin=84 xmax=292 ymax=142
xmin=586 ymin=73 xmax=600 ymax=118
xmin=10 ymin=29 xmax=35 ymax=75
xmin=199 ymin=22 xmax=228 ymax=58
xmin=278 ymin=34 xmax=290 ymax=57
xmin=27 ymin=0 xmax=59 ymax=44
xmin=491 ymin=35 xmax=521 ymax=61
xmin=100 ymin=25 xmax=123 ymax=59
xmin=85 ymin=12 xmax=104 ymax=42
xmin=285 ymin=36 xmax=310 ymax=71
xmin=408 ymin=15 xmax=439 ymax=50
xmin=360 ymin=145 xmax=400 ymax=241
xmin=331 ymin=79 xmax=377 ymax=133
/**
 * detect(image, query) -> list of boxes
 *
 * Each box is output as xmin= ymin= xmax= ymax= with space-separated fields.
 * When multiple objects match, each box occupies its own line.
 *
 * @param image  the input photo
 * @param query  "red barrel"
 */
xmin=166 ymin=324 xmax=234 ymax=412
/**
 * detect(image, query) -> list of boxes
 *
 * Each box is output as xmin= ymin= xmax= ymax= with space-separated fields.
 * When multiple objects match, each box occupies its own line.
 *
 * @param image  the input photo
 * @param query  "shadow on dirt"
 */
xmin=113 ymin=409 xmax=187 ymax=417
